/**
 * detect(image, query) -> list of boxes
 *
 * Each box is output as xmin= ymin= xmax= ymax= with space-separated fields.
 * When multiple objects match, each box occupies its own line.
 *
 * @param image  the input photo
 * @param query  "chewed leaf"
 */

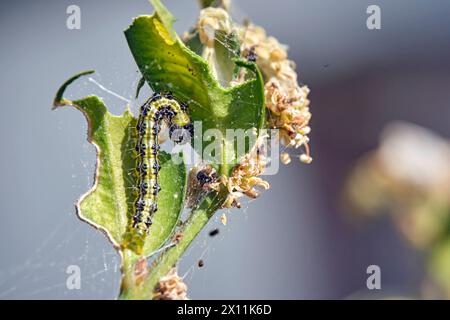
xmin=53 ymin=71 xmax=187 ymax=257
xmin=125 ymin=0 xmax=265 ymax=175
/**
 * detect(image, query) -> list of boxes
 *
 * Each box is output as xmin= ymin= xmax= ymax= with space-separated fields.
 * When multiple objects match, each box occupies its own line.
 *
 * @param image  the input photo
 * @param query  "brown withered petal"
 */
xmin=153 ymin=268 xmax=188 ymax=300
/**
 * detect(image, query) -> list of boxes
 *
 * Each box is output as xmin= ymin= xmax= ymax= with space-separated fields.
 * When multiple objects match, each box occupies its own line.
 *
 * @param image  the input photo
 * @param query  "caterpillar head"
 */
xmin=169 ymin=123 xmax=194 ymax=144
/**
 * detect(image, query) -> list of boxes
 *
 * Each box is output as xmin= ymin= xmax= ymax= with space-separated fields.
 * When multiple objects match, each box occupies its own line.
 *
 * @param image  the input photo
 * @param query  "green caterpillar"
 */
xmin=133 ymin=92 xmax=192 ymax=234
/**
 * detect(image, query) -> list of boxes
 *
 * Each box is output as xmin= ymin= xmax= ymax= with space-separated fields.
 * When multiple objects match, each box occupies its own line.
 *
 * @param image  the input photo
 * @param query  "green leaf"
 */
xmin=135 ymin=76 xmax=146 ymax=99
xmin=184 ymin=29 xmax=240 ymax=86
xmin=53 ymin=71 xmax=187 ymax=258
xmin=199 ymin=0 xmax=228 ymax=9
xmin=125 ymin=0 xmax=265 ymax=176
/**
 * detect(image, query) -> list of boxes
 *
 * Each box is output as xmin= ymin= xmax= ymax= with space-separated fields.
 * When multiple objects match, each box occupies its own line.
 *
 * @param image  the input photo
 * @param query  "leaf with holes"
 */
xmin=53 ymin=71 xmax=187 ymax=261
xmin=125 ymin=0 xmax=265 ymax=176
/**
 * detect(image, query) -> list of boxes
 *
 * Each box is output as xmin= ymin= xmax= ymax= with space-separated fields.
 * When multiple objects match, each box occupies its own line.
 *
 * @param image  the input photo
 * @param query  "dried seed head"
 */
xmin=214 ymin=134 xmax=270 ymax=208
xmin=220 ymin=213 xmax=227 ymax=226
xmin=300 ymin=153 xmax=313 ymax=164
xmin=198 ymin=8 xmax=232 ymax=48
xmin=153 ymin=268 xmax=188 ymax=300
xmin=280 ymin=152 xmax=291 ymax=165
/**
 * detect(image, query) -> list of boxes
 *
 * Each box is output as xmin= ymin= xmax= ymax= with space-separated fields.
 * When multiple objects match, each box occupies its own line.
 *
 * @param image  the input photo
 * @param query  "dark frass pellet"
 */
xmin=209 ymin=228 xmax=219 ymax=237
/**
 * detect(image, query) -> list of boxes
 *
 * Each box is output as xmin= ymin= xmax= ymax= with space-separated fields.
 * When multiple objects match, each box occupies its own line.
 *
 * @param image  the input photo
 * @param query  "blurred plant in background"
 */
xmin=345 ymin=121 xmax=450 ymax=298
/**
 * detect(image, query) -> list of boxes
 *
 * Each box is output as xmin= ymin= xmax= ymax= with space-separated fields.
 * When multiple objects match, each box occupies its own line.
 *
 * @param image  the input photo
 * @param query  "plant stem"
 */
xmin=118 ymin=249 xmax=140 ymax=299
xmin=118 ymin=191 xmax=227 ymax=300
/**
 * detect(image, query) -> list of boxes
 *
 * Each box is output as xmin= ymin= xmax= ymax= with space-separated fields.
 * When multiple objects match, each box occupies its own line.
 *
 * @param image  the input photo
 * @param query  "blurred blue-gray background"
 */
xmin=1 ymin=0 xmax=449 ymax=299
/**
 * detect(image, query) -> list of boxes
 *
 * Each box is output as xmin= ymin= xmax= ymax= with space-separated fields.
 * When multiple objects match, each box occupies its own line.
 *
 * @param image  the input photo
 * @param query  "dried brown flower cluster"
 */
xmin=238 ymin=24 xmax=312 ymax=164
xmin=211 ymin=134 xmax=270 ymax=208
xmin=197 ymin=7 xmax=231 ymax=48
xmin=153 ymin=268 xmax=188 ymax=300
xmin=186 ymin=7 xmax=312 ymax=208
